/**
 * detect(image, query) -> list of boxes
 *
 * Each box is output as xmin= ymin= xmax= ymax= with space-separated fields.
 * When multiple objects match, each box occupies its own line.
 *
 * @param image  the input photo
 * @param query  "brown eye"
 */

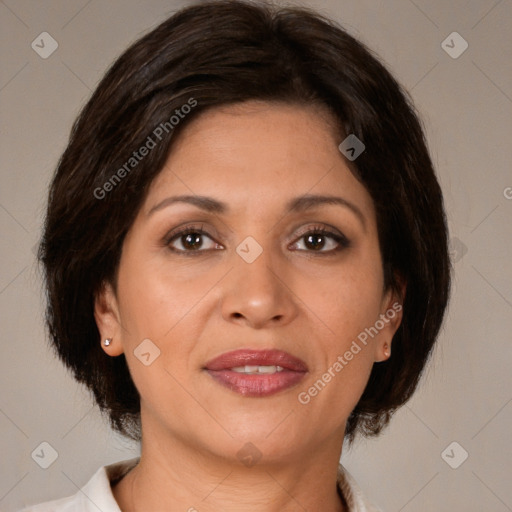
xmin=304 ymin=233 xmax=329 ymax=251
xmin=178 ymin=232 xmax=204 ymax=250
xmin=166 ymin=227 xmax=220 ymax=253
xmin=291 ymin=227 xmax=350 ymax=253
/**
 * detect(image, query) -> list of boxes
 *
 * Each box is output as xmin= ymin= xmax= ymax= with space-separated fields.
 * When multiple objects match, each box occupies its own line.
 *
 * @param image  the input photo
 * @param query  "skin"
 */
xmin=95 ymin=101 xmax=403 ymax=512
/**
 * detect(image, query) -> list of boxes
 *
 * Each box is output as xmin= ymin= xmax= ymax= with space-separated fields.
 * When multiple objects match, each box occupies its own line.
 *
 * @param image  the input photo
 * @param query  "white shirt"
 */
xmin=20 ymin=457 xmax=382 ymax=512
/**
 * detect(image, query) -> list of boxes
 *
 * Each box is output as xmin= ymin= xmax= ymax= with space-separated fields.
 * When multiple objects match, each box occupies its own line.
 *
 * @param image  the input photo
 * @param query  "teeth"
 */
xmin=230 ymin=365 xmax=284 ymax=374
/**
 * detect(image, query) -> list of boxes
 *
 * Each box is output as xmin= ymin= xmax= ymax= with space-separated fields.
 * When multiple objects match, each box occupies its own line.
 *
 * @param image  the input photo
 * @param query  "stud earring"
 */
xmin=103 ymin=338 xmax=112 ymax=347
xmin=383 ymin=342 xmax=391 ymax=358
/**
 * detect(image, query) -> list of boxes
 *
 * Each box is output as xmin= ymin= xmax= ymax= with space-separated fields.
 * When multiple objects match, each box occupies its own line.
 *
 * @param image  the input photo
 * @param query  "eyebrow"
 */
xmin=148 ymin=193 xmax=366 ymax=229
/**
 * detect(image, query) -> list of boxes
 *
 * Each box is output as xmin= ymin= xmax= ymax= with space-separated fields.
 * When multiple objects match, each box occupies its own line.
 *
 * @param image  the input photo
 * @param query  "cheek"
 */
xmin=307 ymin=250 xmax=384 ymax=342
xmin=294 ymin=247 xmax=384 ymax=409
xmin=115 ymin=249 xmax=213 ymax=342
xmin=114 ymin=250 xmax=222 ymax=397
xmin=115 ymin=257 xmax=200 ymax=418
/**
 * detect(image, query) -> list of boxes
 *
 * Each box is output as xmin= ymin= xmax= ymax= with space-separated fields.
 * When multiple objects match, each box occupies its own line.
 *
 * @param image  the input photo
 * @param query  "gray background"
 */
xmin=1 ymin=0 xmax=511 ymax=510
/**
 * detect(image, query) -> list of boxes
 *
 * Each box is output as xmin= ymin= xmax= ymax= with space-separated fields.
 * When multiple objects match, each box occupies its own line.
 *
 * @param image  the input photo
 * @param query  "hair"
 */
xmin=39 ymin=0 xmax=450 ymax=444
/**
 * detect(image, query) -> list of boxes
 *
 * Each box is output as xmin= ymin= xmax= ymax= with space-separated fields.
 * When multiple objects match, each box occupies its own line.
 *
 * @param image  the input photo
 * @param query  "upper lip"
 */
xmin=204 ymin=349 xmax=308 ymax=372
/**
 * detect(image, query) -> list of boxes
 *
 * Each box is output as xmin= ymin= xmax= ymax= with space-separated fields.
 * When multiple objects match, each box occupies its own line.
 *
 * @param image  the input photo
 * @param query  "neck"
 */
xmin=113 ymin=418 xmax=347 ymax=511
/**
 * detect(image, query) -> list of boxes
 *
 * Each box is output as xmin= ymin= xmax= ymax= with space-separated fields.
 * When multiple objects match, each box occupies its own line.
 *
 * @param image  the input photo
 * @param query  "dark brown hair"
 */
xmin=39 ymin=0 xmax=451 ymax=443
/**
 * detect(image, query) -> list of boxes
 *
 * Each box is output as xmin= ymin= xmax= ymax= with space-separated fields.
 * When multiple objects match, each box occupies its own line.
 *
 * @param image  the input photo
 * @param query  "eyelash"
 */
xmin=165 ymin=223 xmax=350 ymax=256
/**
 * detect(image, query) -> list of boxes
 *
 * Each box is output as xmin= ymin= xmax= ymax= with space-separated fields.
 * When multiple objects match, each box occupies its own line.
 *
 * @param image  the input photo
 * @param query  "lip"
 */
xmin=204 ymin=349 xmax=308 ymax=397
xmin=205 ymin=349 xmax=308 ymax=372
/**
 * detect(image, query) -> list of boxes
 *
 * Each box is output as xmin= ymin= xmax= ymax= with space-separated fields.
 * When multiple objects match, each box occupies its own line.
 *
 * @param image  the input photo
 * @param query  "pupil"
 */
xmin=183 ymin=233 xmax=202 ymax=249
xmin=306 ymin=234 xmax=324 ymax=250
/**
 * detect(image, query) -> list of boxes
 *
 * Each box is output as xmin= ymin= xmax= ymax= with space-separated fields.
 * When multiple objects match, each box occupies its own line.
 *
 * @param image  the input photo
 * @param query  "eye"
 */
xmin=290 ymin=226 xmax=350 ymax=253
xmin=166 ymin=224 xmax=222 ymax=253
xmin=165 ymin=224 xmax=349 ymax=255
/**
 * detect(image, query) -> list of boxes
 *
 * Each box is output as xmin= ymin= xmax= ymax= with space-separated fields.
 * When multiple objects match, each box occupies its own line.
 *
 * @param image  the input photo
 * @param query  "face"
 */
xmin=95 ymin=101 xmax=402 ymax=464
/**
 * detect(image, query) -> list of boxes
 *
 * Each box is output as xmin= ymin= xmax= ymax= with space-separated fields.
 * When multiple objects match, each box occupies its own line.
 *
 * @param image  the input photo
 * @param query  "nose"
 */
xmin=220 ymin=245 xmax=298 ymax=329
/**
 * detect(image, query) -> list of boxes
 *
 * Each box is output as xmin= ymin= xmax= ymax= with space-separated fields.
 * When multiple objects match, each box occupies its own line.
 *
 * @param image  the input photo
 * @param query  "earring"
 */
xmin=103 ymin=338 xmax=112 ymax=347
xmin=383 ymin=342 xmax=391 ymax=358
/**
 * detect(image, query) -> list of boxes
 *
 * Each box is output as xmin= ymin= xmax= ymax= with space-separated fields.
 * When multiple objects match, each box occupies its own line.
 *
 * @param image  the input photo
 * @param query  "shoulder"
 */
xmin=337 ymin=464 xmax=383 ymax=512
xmin=18 ymin=458 xmax=139 ymax=512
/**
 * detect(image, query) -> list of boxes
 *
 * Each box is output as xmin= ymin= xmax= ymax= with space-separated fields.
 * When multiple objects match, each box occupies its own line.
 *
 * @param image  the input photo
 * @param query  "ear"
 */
xmin=94 ymin=281 xmax=125 ymax=357
xmin=374 ymin=279 xmax=406 ymax=363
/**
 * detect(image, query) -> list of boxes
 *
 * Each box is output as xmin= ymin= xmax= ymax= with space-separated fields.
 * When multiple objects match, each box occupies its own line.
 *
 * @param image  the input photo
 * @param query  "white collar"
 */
xmin=23 ymin=457 xmax=381 ymax=511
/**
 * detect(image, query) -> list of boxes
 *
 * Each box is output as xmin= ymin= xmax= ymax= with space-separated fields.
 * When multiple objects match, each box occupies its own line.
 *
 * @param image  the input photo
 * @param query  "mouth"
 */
xmin=203 ymin=349 xmax=308 ymax=397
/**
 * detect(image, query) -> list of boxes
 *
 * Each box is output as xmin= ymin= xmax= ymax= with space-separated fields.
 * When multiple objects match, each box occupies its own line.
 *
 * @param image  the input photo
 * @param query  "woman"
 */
xmin=24 ymin=0 xmax=450 ymax=510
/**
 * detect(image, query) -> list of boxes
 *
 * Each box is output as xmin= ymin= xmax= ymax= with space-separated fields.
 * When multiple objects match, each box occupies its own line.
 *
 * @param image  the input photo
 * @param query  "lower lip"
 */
xmin=205 ymin=369 xmax=306 ymax=397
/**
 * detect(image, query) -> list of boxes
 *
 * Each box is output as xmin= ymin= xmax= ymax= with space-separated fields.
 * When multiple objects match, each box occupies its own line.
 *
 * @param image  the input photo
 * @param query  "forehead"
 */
xmin=143 ymin=101 xmax=375 ymax=220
